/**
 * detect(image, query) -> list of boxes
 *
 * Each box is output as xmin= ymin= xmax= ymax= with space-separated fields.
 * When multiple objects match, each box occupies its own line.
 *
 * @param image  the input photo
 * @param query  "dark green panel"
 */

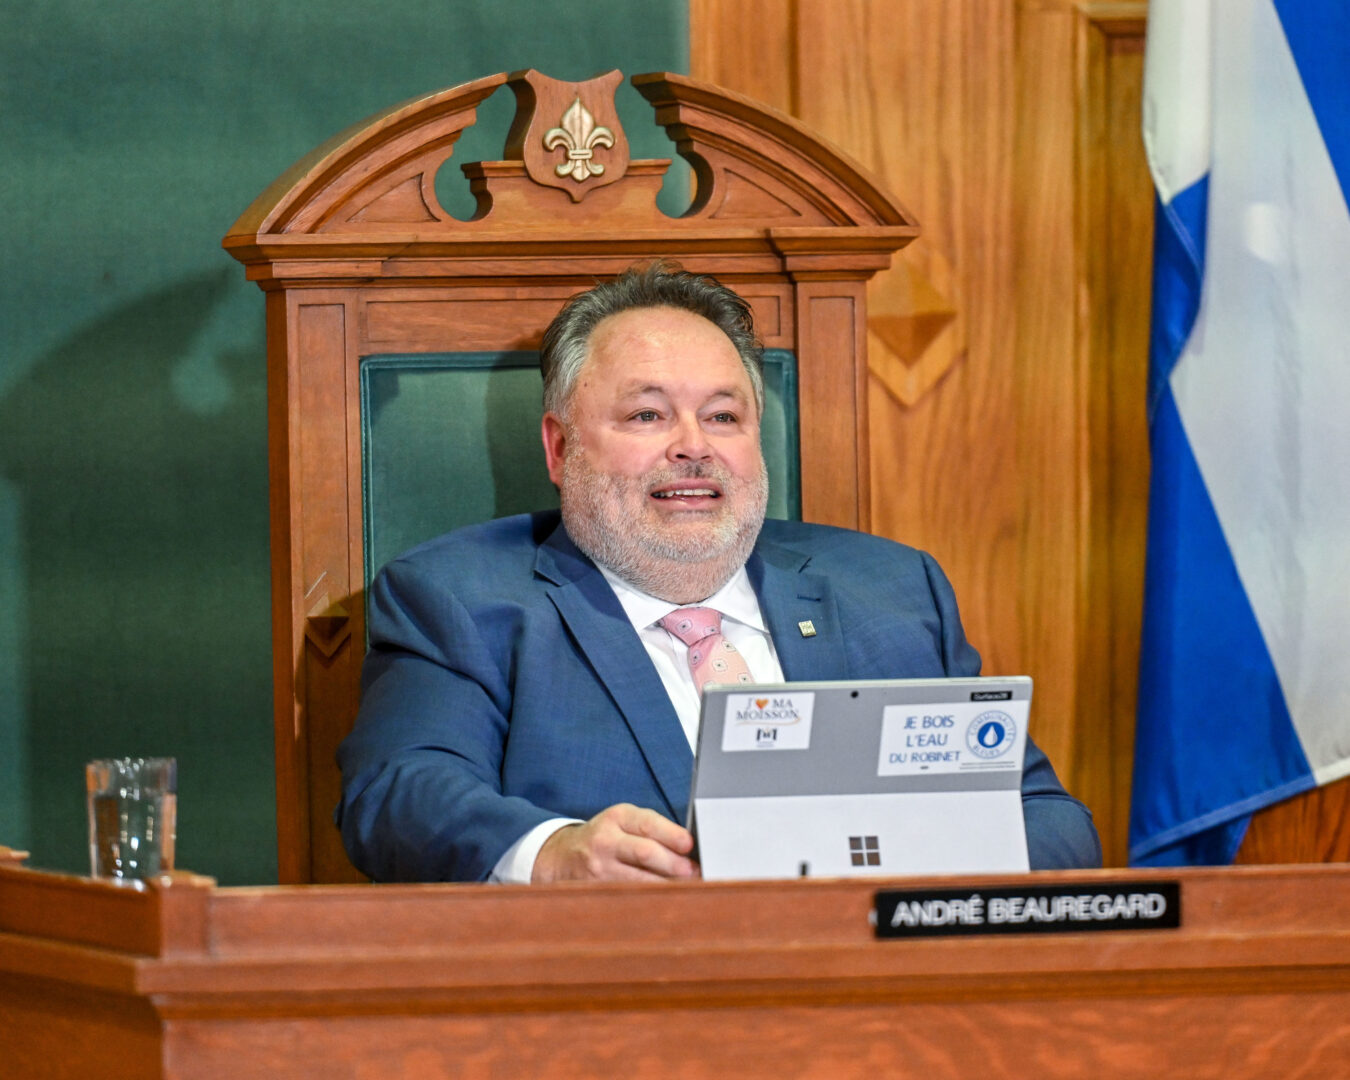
xmin=760 ymin=349 xmax=802 ymax=523
xmin=362 ymin=354 xmax=561 ymax=581
xmin=0 ymin=0 xmax=688 ymax=884
xmin=362 ymin=349 xmax=801 ymax=584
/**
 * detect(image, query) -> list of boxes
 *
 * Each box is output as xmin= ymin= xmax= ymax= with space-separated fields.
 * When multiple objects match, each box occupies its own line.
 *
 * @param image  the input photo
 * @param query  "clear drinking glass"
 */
xmin=85 ymin=757 xmax=177 ymax=881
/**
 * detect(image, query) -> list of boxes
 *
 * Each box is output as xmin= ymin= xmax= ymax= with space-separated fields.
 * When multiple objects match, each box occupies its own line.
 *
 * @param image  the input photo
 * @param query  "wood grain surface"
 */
xmin=3 ymin=861 xmax=1348 ymax=1078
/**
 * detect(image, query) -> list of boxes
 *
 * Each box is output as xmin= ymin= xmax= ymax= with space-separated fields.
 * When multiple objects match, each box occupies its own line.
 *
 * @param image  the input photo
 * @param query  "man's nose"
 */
xmin=667 ymin=414 xmax=712 ymax=461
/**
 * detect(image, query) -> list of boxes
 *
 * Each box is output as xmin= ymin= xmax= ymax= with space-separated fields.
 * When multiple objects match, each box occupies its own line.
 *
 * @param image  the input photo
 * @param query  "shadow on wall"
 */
xmin=0 ymin=268 xmax=277 ymax=884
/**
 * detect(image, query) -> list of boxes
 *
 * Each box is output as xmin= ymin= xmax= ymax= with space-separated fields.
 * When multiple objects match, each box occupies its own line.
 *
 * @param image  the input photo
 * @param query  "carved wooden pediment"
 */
xmin=224 ymin=69 xmax=918 ymax=280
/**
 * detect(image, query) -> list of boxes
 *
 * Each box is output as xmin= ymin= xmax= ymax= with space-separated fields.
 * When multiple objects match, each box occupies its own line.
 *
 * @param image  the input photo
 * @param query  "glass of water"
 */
xmin=86 ymin=757 xmax=177 ymax=881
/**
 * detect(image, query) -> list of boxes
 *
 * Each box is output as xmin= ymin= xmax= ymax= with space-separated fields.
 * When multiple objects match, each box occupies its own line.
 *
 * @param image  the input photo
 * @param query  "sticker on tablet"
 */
xmin=721 ymin=692 xmax=815 ymax=751
xmin=877 ymin=702 xmax=1026 ymax=776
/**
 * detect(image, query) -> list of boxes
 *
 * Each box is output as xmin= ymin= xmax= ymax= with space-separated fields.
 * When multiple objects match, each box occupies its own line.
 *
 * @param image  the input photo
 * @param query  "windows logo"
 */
xmin=849 ymin=835 xmax=881 ymax=867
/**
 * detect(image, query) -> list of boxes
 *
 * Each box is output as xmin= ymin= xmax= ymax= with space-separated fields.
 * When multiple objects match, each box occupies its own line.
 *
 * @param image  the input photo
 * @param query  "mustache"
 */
xmin=642 ymin=462 xmax=730 ymax=484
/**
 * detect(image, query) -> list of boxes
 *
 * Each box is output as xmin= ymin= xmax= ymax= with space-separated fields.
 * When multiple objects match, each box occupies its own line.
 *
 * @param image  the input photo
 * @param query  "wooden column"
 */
xmin=791 ymin=278 xmax=870 ymax=530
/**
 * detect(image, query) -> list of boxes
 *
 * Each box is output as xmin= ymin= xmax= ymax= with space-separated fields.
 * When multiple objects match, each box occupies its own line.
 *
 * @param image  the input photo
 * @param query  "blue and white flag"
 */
xmin=1132 ymin=0 xmax=1350 ymax=865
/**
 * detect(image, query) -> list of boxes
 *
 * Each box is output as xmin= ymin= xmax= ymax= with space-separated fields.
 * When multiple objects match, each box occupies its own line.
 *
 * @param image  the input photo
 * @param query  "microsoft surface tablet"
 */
xmin=689 ymin=677 xmax=1032 ymax=881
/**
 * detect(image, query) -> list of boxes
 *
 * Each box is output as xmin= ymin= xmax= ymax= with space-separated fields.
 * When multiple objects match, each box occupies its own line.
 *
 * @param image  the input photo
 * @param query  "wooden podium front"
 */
xmin=2 ymin=858 xmax=1348 ymax=1079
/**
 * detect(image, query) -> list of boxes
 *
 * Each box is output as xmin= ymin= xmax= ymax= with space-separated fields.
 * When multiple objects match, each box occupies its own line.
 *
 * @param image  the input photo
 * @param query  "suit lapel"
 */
xmin=749 ymin=539 xmax=848 ymax=682
xmin=536 ymin=527 xmax=691 ymax=819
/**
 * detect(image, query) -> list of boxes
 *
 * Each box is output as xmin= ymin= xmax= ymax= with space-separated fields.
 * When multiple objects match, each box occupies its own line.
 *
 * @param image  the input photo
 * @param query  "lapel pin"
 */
xmin=798 ymin=620 xmax=817 ymax=638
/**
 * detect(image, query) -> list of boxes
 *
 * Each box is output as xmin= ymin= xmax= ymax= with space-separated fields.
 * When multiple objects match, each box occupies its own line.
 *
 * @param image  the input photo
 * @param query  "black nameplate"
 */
xmin=874 ymin=881 xmax=1181 ymax=938
xmin=970 ymin=690 xmax=1013 ymax=701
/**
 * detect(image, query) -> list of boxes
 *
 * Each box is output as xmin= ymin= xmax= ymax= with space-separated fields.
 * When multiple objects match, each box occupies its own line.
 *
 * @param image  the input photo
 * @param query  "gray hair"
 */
xmin=540 ymin=262 xmax=765 ymax=419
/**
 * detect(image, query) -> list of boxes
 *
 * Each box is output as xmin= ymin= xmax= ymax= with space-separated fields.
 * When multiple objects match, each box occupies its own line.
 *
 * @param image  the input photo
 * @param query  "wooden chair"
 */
xmin=224 ymin=69 xmax=919 ymax=883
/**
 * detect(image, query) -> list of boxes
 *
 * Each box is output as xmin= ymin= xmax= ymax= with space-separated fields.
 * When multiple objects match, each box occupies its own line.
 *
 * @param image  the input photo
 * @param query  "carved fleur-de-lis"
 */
xmin=543 ymin=96 xmax=615 ymax=182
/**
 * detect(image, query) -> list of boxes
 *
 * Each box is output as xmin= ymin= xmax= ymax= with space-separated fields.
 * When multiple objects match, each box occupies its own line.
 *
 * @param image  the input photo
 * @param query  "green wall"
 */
xmin=0 ymin=1 xmax=688 ymax=885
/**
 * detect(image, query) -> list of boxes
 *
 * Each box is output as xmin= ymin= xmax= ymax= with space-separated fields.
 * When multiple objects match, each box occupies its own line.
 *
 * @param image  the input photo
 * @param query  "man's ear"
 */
xmin=541 ymin=412 xmax=567 ymax=487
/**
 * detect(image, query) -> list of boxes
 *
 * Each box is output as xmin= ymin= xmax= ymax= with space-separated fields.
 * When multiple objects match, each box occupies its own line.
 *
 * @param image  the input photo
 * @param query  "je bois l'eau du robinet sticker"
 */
xmin=877 ymin=701 xmax=1028 ymax=776
xmin=721 ymin=692 xmax=816 ymax=751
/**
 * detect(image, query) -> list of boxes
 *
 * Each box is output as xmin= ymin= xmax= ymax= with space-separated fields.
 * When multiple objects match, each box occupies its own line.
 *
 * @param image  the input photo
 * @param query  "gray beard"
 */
xmin=560 ymin=452 xmax=769 ymax=605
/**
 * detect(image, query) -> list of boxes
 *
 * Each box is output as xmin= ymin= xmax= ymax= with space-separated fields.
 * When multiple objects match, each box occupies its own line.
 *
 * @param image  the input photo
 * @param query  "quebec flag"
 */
xmin=1132 ymin=0 xmax=1350 ymax=865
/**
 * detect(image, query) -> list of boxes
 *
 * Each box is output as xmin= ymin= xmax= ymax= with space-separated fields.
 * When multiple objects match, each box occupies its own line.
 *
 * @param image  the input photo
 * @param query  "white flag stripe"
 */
xmin=1169 ymin=0 xmax=1350 ymax=781
xmin=1142 ymin=0 xmax=1212 ymax=201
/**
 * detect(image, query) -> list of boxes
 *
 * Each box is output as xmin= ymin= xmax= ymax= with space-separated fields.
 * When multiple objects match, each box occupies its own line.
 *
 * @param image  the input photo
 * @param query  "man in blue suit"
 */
xmin=337 ymin=264 xmax=1101 ymax=883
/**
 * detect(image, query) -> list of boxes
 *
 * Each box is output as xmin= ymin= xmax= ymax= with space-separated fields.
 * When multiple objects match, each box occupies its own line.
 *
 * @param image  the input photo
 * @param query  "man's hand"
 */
xmin=531 ymin=803 xmax=700 ymax=883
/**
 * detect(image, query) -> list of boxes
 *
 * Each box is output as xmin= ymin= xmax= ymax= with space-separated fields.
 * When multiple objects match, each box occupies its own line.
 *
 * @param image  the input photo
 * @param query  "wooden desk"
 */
xmin=2 ymin=859 xmax=1348 ymax=1078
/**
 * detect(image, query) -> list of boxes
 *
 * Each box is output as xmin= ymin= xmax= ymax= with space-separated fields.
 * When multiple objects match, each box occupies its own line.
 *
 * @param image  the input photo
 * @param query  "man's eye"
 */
xmin=709 ymin=412 xmax=738 ymax=423
xmin=631 ymin=410 xmax=660 ymax=422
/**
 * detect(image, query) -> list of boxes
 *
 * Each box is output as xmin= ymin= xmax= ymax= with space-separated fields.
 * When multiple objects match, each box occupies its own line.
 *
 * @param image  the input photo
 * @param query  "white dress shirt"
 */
xmin=490 ymin=564 xmax=783 ymax=883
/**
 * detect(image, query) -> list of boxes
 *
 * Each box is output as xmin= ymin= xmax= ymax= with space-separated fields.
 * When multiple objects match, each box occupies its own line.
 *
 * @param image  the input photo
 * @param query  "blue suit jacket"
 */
xmin=337 ymin=511 xmax=1101 ymax=881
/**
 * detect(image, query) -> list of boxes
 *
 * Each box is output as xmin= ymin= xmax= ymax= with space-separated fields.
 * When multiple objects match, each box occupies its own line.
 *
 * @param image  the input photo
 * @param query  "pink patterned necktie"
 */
xmin=659 ymin=607 xmax=754 ymax=694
